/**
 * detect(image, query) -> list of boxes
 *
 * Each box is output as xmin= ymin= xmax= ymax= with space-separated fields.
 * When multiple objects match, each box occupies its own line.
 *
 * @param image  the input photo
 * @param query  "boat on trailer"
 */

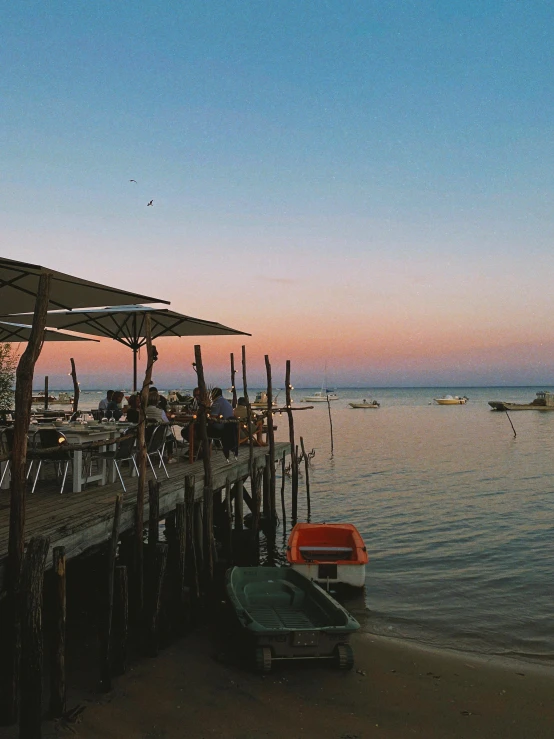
xmin=286 ymin=523 xmax=369 ymax=588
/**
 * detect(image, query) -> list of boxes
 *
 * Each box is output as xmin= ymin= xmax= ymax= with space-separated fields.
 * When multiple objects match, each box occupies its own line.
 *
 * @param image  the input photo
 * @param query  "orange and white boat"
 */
xmin=286 ymin=523 xmax=369 ymax=588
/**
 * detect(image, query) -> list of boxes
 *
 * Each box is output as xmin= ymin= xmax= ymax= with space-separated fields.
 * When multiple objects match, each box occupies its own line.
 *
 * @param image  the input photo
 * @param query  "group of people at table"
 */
xmin=97 ymin=386 xmax=262 ymax=464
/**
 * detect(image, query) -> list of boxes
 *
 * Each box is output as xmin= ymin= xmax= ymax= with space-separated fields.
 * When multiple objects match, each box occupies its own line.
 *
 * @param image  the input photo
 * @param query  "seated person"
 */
xmin=146 ymin=388 xmax=176 ymax=464
xmin=99 ymin=390 xmax=114 ymax=414
xmin=126 ymin=393 xmax=140 ymax=424
xmin=106 ymin=391 xmax=125 ymax=421
xmin=234 ymin=396 xmax=257 ymax=438
xmin=209 ymin=387 xmax=238 ymax=461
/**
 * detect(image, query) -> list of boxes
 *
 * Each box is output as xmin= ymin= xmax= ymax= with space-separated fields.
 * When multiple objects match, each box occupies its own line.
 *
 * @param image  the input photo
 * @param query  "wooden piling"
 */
xmin=1 ymin=272 xmax=51 ymax=726
xmin=44 ymin=376 xmax=49 ymax=411
xmin=263 ymin=456 xmax=270 ymax=518
xmin=230 ymin=352 xmax=237 ymax=408
xmin=174 ymin=502 xmax=187 ymax=630
xmin=280 ymin=456 xmax=286 ymax=530
xmin=145 ymin=543 xmax=168 ymax=657
xmin=100 ymin=493 xmax=122 ymax=692
xmin=241 ymin=346 xmax=255 ymax=485
xmin=134 ymin=314 xmax=155 ymax=613
xmin=49 ymin=546 xmax=66 ymax=719
xmin=224 ymin=478 xmax=233 ymax=562
xmin=194 ymin=345 xmax=214 ymax=582
xmin=19 ymin=535 xmax=50 ymax=739
xmin=235 ymin=478 xmax=244 ymax=531
xmin=112 ymin=566 xmax=128 ymax=676
xmin=69 ymin=359 xmax=80 ymax=416
xmin=148 ymin=480 xmax=160 ymax=548
xmin=285 ymin=360 xmax=299 ymax=523
xmin=264 ymin=355 xmax=276 ymax=522
xmin=185 ymin=477 xmax=199 ymax=600
xmin=300 ymin=436 xmax=311 ymax=519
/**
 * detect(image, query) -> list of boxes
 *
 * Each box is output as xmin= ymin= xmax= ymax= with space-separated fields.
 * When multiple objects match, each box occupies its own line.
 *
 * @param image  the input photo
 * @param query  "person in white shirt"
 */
xmin=99 ymin=390 xmax=114 ymax=413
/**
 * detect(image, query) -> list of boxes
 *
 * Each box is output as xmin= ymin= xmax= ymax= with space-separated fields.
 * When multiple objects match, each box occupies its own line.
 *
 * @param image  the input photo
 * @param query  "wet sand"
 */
xmin=42 ymin=626 xmax=554 ymax=739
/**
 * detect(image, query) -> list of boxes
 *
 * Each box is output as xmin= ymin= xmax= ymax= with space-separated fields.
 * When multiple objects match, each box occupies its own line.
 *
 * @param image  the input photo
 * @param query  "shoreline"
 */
xmin=13 ymin=618 xmax=552 ymax=739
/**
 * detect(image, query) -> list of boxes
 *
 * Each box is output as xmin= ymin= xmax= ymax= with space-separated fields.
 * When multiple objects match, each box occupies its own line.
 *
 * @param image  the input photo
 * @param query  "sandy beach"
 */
xmin=32 ymin=618 xmax=553 ymax=739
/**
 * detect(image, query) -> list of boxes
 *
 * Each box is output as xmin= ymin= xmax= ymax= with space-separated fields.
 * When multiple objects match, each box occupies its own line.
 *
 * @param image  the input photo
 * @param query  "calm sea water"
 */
xmin=54 ymin=387 xmax=554 ymax=667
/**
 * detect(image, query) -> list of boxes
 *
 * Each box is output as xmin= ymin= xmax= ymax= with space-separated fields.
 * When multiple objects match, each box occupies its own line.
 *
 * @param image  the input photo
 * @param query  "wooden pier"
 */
xmin=0 ymin=443 xmax=289 ymax=593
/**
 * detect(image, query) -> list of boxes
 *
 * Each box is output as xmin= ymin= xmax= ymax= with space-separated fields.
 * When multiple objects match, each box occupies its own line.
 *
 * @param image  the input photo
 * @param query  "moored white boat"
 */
xmin=433 ymin=395 xmax=468 ymax=405
xmin=301 ymin=390 xmax=339 ymax=402
xmin=286 ymin=523 xmax=368 ymax=588
xmin=349 ymin=399 xmax=380 ymax=409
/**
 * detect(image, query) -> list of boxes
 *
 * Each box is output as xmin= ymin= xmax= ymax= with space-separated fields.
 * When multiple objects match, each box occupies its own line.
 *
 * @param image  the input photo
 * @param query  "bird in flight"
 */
xmin=147 ymin=200 xmax=153 ymax=206
xmin=129 ymin=179 xmax=137 ymax=183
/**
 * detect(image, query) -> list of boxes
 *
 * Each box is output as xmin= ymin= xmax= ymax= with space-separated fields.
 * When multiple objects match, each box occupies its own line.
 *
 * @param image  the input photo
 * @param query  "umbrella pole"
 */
xmin=133 ymin=348 xmax=138 ymax=392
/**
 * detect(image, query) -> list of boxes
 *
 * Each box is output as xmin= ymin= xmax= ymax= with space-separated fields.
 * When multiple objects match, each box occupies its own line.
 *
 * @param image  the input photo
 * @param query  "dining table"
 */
xmin=28 ymin=421 xmax=135 ymax=493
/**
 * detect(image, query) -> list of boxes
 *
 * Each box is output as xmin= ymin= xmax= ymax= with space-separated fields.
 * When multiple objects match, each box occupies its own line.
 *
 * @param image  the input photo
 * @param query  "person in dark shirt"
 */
xmin=126 ymin=394 xmax=140 ymax=424
xmin=106 ymin=391 xmax=124 ymax=421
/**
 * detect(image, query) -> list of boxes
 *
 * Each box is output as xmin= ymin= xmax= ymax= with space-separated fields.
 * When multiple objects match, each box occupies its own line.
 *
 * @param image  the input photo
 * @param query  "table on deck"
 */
xmin=28 ymin=423 xmax=131 ymax=493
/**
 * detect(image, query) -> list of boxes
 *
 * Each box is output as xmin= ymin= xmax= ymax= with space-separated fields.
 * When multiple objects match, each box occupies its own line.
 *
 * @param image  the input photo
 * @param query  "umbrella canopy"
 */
xmin=0 ymin=256 xmax=168 ymax=313
xmin=7 ymin=305 xmax=251 ymax=390
xmin=0 ymin=321 xmax=99 ymax=343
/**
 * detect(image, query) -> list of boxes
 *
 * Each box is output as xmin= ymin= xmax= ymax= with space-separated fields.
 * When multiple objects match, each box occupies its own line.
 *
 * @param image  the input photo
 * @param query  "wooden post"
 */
xmin=134 ymin=314 xmax=154 ymax=613
xmin=175 ymin=502 xmax=187 ymax=628
xmin=326 ymin=394 xmax=335 ymax=457
xmin=1 ymin=271 xmax=51 ymax=726
xmin=185 ymin=476 xmax=199 ymax=599
xmin=148 ymin=480 xmax=160 ymax=549
xmin=112 ymin=566 xmax=128 ymax=676
xmin=194 ymin=345 xmax=214 ymax=582
xmin=194 ymin=500 xmax=204 ymax=572
xmin=280 ymin=456 xmax=286 ymax=530
xmin=100 ymin=493 xmax=122 ymax=692
xmin=230 ymin=353 xmax=237 ymax=409
xmin=19 ymin=536 xmax=50 ymax=739
xmin=224 ymin=477 xmax=232 ymax=562
xmin=263 ymin=456 xmax=270 ymax=518
xmin=44 ymin=376 xmax=49 ymax=411
xmin=264 ymin=355 xmax=276 ymax=522
xmin=285 ymin=360 xmax=299 ymax=523
xmin=49 ymin=547 xmax=66 ymax=719
xmin=235 ymin=478 xmax=244 ymax=531
xmin=241 ymin=346 xmax=255 ymax=486
xmin=69 ymin=359 xmax=79 ymax=416
xmin=145 ymin=543 xmax=168 ymax=657
xmin=300 ymin=436 xmax=311 ymax=519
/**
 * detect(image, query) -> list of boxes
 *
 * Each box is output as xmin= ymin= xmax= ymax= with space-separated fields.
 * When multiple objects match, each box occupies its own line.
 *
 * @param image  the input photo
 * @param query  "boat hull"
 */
xmin=225 ymin=566 xmax=359 ymax=663
xmin=434 ymin=398 xmax=467 ymax=405
xmin=349 ymin=402 xmax=379 ymax=409
xmin=286 ymin=523 xmax=368 ymax=589
xmin=290 ymin=562 xmax=366 ymax=588
xmin=489 ymin=401 xmax=554 ymax=411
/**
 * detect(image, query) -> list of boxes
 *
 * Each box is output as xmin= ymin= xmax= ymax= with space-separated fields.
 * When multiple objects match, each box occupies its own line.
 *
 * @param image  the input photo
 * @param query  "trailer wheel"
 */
xmin=333 ymin=643 xmax=354 ymax=671
xmin=254 ymin=647 xmax=272 ymax=673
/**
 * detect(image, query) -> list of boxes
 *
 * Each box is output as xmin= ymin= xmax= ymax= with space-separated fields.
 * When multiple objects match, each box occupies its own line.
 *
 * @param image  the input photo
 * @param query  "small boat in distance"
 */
xmin=433 ymin=395 xmax=468 ymax=405
xmin=349 ymin=399 xmax=380 ymax=409
xmin=251 ymin=391 xmax=279 ymax=409
xmin=301 ymin=390 xmax=339 ymax=402
xmin=287 ymin=523 xmax=369 ymax=588
xmin=489 ymin=390 xmax=554 ymax=411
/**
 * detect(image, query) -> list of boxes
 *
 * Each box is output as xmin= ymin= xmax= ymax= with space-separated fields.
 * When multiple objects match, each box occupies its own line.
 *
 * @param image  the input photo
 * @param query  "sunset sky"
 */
xmin=2 ymin=2 xmax=553 ymax=388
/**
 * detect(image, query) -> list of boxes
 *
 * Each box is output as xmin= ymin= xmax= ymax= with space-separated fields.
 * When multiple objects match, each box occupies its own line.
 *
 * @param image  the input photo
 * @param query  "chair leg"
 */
xmin=31 ymin=460 xmax=42 ymax=494
xmin=157 ymin=451 xmax=169 ymax=479
xmin=131 ymin=456 xmax=139 ymax=476
xmin=0 ymin=461 xmax=9 ymax=488
xmin=113 ymin=460 xmax=127 ymax=493
xmin=147 ymin=454 xmax=158 ymax=480
xmin=26 ymin=461 xmax=33 ymax=480
xmin=60 ymin=461 xmax=70 ymax=494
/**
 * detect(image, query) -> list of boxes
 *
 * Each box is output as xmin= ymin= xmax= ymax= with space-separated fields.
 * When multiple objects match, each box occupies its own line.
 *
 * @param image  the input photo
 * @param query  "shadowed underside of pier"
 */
xmin=0 ymin=442 xmax=289 ymax=592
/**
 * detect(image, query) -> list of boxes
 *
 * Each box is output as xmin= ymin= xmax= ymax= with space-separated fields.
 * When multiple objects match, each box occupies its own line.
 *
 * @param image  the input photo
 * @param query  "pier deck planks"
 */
xmin=0 ymin=443 xmax=288 ymax=592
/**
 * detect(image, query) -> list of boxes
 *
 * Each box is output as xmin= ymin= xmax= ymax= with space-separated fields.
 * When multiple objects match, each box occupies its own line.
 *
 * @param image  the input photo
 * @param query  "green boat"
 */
xmin=225 ymin=566 xmax=360 ymax=672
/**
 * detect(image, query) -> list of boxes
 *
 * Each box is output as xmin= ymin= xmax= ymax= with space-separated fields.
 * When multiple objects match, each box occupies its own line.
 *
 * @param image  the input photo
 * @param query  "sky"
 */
xmin=2 ymin=1 xmax=554 ymax=388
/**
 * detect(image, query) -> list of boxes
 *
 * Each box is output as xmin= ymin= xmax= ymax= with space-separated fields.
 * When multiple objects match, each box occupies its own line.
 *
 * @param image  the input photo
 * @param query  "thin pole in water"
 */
xmin=505 ymin=410 xmax=516 ymax=437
